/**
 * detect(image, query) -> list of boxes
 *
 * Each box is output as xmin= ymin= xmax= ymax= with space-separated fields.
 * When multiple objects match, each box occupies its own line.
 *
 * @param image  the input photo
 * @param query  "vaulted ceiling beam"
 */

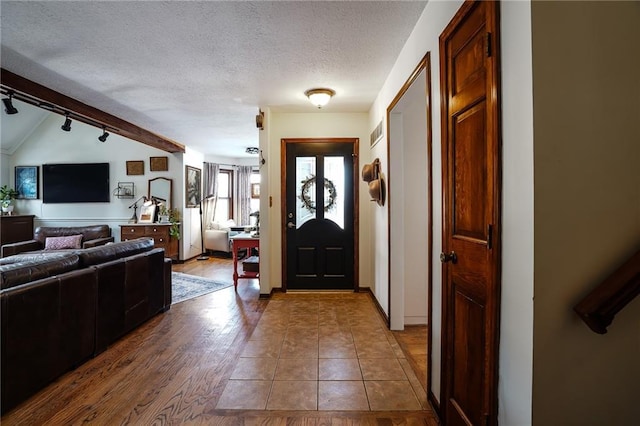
xmin=0 ymin=68 xmax=185 ymax=153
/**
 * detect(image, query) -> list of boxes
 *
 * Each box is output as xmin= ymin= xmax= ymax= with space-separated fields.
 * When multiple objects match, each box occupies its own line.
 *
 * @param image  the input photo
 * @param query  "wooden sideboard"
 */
xmin=120 ymin=224 xmax=179 ymax=260
xmin=0 ymin=215 xmax=35 ymax=246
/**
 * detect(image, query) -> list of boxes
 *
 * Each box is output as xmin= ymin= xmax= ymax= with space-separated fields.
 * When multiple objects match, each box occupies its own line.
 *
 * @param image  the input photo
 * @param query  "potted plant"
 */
xmin=0 ymin=185 xmax=19 ymax=214
xmin=168 ymin=208 xmax=181 ymax=240
xmin=157 ymin=205 xmax=170 ymax=223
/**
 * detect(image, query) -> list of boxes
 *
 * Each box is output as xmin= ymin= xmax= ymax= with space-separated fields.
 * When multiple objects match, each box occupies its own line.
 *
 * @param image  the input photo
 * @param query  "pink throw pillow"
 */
xmin=44 ymin=235 xmax=83 ymax=250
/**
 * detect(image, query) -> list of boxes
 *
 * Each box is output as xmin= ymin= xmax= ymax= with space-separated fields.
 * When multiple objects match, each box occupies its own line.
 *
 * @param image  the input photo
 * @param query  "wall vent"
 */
xmin=370 ymin=120 xmax=383 ymax=147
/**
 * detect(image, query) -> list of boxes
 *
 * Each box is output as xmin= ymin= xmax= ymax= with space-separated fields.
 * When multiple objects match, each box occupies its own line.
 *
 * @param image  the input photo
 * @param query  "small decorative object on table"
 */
xmin=157 ymin=205 xmax=170 ymax=223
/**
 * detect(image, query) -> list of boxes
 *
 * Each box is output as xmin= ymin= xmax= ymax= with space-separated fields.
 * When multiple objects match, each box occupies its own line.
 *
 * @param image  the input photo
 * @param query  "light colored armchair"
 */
xmin=204 ymin=220 xmax=237 ymax=254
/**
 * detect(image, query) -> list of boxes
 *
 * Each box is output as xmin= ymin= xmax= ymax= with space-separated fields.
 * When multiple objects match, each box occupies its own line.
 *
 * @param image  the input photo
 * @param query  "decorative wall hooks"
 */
xmin=362 ymin=158 xmax=385 ymax=206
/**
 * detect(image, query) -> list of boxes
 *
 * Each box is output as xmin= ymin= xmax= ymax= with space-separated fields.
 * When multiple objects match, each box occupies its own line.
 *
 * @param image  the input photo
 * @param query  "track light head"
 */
xmin=61 ymin=114 xmax=72 ymax=132
xmin=98 ymin=127 xmax=109 ymax=142
xmin=3 ymin=93 xmax=18 ymax=115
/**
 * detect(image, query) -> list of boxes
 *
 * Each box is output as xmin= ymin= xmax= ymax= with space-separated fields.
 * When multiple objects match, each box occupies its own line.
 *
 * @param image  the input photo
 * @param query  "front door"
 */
xmin=440 ymin=1 xmax=501 ymax=425
xmin=283 ymin=138 xmax=357 ymax=290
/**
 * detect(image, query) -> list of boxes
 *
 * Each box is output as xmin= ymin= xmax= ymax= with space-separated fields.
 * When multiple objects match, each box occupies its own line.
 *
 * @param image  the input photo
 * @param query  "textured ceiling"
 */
xmin=1 ymin=1 xmax=427 ymax=158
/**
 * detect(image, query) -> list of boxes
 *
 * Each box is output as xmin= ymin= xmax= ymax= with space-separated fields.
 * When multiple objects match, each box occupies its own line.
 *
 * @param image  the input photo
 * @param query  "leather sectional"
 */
xmin=0 ymin=237 xmax=172 ymax=414
xmin=0 ymin=224 xmax=115 ymax=258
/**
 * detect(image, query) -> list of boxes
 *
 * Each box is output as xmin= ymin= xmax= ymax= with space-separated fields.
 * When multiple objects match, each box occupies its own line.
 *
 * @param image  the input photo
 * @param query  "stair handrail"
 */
xmin=574 ymin=249 xmax=640 ymax=334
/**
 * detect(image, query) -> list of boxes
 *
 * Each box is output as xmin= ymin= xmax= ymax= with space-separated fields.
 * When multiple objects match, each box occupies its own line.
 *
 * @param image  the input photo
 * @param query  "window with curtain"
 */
xmin=213 ymin=170 xmax=233 ymax=223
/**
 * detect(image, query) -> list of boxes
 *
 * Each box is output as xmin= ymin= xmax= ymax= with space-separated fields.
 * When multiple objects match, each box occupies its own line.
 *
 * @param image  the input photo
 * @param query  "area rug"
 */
xmin=171 ymin=272 xmax=232 ymax=304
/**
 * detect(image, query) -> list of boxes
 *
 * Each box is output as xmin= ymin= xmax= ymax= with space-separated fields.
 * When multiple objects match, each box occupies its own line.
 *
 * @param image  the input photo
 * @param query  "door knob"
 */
xmin=440 ymin=251 xmax=457 ymax=263
xmin=287 ymin=222 xmax=296 ymax=229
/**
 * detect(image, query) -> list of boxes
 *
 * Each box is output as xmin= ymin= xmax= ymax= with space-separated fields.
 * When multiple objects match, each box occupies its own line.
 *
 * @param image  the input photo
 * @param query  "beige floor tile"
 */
xmin=319 ymin=339 xmax=357 ymax=359
xmin=230 ymin=357 xmax=278 ymax=380
xmin=318 ymin=381 xmax=369 ymax=411
xmin=280 ymin=339 xmax=319 ymax=358
xmin=226 ymin=292 xmax=432 ymax=412
xmin=241 ymin=339 xmax=283 ymax=358
xmin=267 ymin=380 xmax=317 ymax=410
xmin=216 ymin=379 xmax=272 ymax=409
xmin=274 ymin=358 xmax=318 ymax=380
xmin=285 ymin=329 xmax=319 ymax=342
xmin=355 ymin=341 xmax=396 ymax=358
xmin=359 ymin=358 xmax=407 ymax=380
xmin=318 ymin=358 xmax=362 ymax=380
xmin=364 ymin=380 xmax=422 ymax=411
xmin=250 ymin=327 xmax=287 ymax=341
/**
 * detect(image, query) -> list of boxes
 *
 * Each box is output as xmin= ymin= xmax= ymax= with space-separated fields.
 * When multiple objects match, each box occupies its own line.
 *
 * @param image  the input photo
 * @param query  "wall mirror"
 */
xmin=148 ymin=177 xmax=172 ymax=210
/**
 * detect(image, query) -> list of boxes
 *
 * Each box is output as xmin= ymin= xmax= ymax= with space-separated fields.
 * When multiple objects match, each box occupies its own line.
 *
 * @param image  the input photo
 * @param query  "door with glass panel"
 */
xmin=283 ymin=138 xmax=357 ymax=290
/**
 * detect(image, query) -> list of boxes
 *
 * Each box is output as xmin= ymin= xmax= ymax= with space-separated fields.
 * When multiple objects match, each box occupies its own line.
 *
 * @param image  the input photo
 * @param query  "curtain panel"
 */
xmin=203 ymin=162 xmax=220 ymax=228
xmin=236 ymin=166 xmax=252 ymax=225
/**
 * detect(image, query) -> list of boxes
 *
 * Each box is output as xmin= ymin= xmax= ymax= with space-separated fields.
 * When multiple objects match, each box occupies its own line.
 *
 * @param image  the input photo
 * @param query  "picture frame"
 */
xmin=15 ymin=166 xmax=39 ymax=199
xmin=251 ymin=183 xmax=260 ymax=199
xmin=126 ymin=160 xmax=144 ymax=176
xmin=185 ymin=165 xmax=202 ymax=208
xmin=138 ymin=203 xmax=156 ymax=223
xmin=150 ymin=156 xmax=168 ymax=172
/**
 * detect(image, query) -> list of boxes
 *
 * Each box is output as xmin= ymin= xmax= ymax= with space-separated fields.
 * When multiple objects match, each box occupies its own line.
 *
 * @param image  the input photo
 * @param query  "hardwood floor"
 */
xmin=2 ymin=256 xmax=435 ymax=425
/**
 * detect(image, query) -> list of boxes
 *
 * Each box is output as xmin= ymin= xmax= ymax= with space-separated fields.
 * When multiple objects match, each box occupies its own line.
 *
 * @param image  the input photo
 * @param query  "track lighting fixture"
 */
xmin=2 ymin=92 xmax=18 ymax=115
xmin=61 ymin=113 xmax=72 ymax=132
xmin=98 ymin=127 xmax=109 ymax=142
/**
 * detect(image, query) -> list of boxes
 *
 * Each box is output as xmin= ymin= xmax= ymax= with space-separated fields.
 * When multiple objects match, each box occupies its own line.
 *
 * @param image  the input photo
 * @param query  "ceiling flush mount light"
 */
xmin=61 ymin=113 xmax=72 ymax=131
xmin=2 ymin=91 xmax=18 ymax=115
xmin=98 ymin=126 xmax=109 ymax=142
xmin=246 ymin=147 xmax=259 ymax=155
xmin=305 ymin=88 xmax=335 ymax=109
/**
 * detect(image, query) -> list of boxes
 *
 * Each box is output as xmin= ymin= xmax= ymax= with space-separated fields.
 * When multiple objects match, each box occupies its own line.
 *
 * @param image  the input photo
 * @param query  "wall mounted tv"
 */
xmin=43 ymin=163 xmax=110 ymax=203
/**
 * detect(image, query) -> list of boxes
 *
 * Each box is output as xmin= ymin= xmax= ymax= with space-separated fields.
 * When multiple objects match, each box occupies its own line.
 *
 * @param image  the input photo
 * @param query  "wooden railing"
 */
xmin=574 ymin=249 xmax=640 ymax=334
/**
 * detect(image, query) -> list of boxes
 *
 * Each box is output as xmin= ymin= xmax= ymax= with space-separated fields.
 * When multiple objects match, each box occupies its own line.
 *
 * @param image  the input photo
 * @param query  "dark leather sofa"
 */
xmin=1 ymin=224 xmax=115 ymax=258
xmin=0 ymin=237 xmax=172 ymax=414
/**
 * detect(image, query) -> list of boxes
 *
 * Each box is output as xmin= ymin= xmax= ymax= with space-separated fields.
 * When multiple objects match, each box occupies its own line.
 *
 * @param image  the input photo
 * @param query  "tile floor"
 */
xmin=216 ymin=292 xmax=429 ymax=411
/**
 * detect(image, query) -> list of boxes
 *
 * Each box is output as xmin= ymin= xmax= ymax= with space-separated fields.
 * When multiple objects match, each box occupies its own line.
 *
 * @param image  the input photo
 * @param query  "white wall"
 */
xmin=370 ymin=131 xmax=388 ymax=314
xmin=389 ymin=112 xmax=405 ymax=327
xmin=182 ymin=146 xmax=205 ymax=260
xmin=264 ymin=112 xmax=369 ymax=291
xmin=400 ymin=71 xmax=429 ymax=328
xmin=4 ymin=113 xmax=184 ymax=246
xmin=388 ymin=74 xmax=429 ymax=329
xmin=0 ymin=154 xmax=10 ymax=185
xmin=531 ymin=2 xmax=640 ymax=425
xmin=499 ymin=1 xmax=535 ymax=424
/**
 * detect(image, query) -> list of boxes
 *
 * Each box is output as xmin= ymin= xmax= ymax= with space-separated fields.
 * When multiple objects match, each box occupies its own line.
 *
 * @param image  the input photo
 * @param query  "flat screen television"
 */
xmin=43 ymin=163 xmax=110 ymax=203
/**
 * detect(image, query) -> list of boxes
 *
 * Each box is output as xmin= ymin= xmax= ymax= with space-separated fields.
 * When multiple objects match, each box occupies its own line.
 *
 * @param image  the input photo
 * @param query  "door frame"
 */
xmin=385 ymin=52 xmax=433 ymax=388
xmin=280 ymin=138 xmax=360 ymax=291
xmin=386 ymin=52 xmax=433 ymax=336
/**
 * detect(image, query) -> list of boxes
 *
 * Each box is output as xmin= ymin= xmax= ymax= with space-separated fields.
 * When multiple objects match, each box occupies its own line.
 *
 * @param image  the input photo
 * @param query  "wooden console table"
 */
xmin=120 ymin=224 xmax=179 ymax=260
xmin=0 ymin=215 xmax=35 ymax=246
xmin=230 ymin=233 xmax=259 ymax=291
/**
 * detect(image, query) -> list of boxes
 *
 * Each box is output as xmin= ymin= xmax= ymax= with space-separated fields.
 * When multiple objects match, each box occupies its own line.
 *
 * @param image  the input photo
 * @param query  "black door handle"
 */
xmin=440 ymin=251 xmax=457 ymax=263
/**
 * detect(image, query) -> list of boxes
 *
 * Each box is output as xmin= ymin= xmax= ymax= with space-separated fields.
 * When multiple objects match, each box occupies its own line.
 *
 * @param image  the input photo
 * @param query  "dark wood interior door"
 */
xmin=283 ymin=139 xmax=356 ymax=290
xmin=440 ymin=1 xmax=501 ymax=425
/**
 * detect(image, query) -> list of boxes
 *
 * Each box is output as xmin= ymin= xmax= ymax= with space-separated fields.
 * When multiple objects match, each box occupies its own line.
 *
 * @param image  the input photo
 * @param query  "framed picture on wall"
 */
xmin=126 ymin=160 xmax=144 ymax=175
xmin=15 ymin=166 xmax=39 ymax=199
xmin=251 ymin=183 xmax=260 ymax=199
xmin=185 ymin=165 xmax=202 ymax=208
xmin=150 ymin=156 xmax=168 ymax=172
